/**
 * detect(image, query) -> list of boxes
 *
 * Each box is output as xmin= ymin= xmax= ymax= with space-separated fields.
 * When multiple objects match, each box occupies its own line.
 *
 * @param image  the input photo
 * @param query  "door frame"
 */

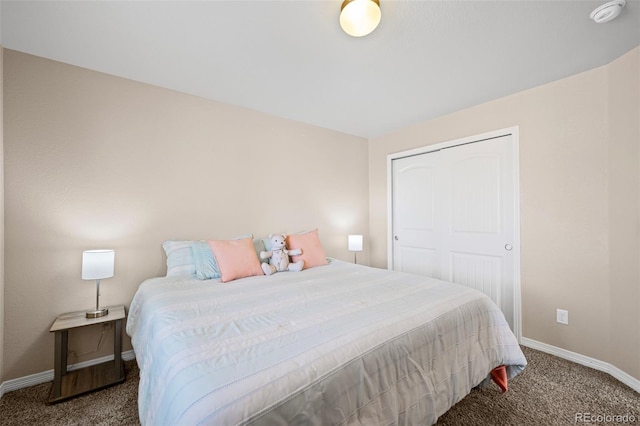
xmin=386 ymin=126 xmax=522 ymax=341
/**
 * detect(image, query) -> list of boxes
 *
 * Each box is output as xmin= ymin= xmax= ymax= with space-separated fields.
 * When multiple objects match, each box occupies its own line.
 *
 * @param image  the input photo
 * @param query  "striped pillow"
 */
xmin=162 ymin=240 xmax=197 ymax=277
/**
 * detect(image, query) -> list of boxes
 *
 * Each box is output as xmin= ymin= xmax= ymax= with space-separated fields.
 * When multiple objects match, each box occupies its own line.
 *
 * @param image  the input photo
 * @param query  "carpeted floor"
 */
xmin=0 ymin=346 xmax=637 ymax=425
xmin=437 ymin=347 xmax=639 ymax=425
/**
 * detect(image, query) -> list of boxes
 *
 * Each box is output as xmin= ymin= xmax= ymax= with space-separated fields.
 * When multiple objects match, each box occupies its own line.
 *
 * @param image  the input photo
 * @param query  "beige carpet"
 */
xmin=0 ymin=346 xmax=637 ymax=425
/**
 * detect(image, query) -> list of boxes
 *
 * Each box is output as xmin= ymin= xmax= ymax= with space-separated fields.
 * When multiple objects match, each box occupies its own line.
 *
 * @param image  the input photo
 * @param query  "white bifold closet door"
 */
xmin=391 ymin=135 xmax=518 ymax=332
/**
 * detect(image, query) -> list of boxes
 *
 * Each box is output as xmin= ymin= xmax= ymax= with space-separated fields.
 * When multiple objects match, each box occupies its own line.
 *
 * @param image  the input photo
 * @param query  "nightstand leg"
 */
xmin=114 ymin=318 xmax=123 ymax=377
xmin=52 ymin=330 xmax=68 ymax=398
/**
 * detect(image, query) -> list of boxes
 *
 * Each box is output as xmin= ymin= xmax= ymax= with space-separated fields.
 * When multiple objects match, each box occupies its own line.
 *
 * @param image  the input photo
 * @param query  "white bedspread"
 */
xmin=126 ymin=259 xmax=526 ymax=425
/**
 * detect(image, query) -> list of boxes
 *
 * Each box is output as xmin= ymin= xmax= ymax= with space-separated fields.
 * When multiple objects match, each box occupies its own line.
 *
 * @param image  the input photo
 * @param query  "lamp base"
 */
xmin=86 ymin=308 xmax=109 ymax=319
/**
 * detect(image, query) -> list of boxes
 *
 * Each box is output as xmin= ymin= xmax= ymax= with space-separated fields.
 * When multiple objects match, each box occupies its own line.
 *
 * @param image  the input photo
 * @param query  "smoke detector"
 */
xmin=590 ymin=0 xmax=626 ymax=23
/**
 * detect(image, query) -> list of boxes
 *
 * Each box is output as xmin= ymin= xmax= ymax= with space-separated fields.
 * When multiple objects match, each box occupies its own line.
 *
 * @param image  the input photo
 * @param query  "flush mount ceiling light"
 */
xmin=590 ymin=0 xmax=626 ymax=23
xmin=340 ymin=0 xmax=381 ymax=37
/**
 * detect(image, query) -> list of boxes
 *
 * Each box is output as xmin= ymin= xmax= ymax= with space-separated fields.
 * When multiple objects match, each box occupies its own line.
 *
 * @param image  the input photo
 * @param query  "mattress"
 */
xmin=126 ymin=259 xmax=526 ymax=425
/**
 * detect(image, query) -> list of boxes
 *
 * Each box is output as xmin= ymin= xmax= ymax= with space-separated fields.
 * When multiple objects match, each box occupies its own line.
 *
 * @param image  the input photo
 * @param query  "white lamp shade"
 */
xmin=82 ymin=250 xmax=115 ymax=280
xmin=348 ymin=235 xmax=363 ymax=252
xmin=340 ymin=0 xmax=381 ymax=37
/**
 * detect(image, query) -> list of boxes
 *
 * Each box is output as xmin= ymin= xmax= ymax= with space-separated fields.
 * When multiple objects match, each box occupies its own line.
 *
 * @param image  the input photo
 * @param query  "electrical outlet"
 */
xmin=556 ymin=309 xmax=569 ymax=325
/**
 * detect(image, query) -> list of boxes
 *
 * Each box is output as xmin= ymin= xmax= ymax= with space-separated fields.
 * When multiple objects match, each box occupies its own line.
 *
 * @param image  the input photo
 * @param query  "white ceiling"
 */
xmin=2 ymin=0 xmax=639 ymax=138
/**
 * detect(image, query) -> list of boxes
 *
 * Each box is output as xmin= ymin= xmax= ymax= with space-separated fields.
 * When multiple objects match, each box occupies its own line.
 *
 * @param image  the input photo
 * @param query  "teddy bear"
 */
xmin=260 ymin=234 xmax=304 ymax=275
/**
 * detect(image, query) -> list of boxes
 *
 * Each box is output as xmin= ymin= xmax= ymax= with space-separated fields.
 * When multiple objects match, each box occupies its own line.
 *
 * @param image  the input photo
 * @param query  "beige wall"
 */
xmin=369 ymin=46 xmax=640 ymax=379
xmin=607 ymin=47 xmax=640 ymax=378
xmin=3 ymin=50 xmax=369 ymax=379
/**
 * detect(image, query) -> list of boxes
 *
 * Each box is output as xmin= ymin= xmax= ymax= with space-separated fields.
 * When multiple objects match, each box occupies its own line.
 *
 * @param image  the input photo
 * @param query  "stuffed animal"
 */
xmin=260 ymin=234 xmax=304 ymax=275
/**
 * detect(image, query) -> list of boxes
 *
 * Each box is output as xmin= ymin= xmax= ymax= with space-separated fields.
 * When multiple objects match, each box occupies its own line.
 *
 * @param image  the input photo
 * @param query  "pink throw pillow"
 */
xmin=287 ymin=229 xmax=329 ymax=269
xmin=208 ymin=237 xmax=264 ymax=283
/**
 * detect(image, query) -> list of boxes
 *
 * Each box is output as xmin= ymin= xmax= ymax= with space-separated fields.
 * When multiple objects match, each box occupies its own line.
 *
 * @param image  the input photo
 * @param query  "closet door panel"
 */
xmin=392 ymin=154 xmax=443 ymax=278
xmin=391 ymin=134 xmax=517 ymax=332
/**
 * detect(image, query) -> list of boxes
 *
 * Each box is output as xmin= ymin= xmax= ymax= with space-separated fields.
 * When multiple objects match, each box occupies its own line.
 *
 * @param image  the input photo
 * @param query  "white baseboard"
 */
xmin=521 ymin=337 xmax=639 ymax=393
xmin=0 ymin=350 xmax=135 ymax=399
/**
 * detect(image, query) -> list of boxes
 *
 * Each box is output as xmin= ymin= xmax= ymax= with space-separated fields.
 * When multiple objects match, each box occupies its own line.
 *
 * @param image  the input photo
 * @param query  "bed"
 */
xmin=126 ymin=257 xmax=526 ymax=425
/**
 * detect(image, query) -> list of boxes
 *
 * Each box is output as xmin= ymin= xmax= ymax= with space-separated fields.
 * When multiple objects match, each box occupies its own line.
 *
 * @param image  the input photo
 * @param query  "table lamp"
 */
xmin=348 ymin=235 xmax=363 ymax=264
xmin=82 ymin=249 xmax=115 ymax=318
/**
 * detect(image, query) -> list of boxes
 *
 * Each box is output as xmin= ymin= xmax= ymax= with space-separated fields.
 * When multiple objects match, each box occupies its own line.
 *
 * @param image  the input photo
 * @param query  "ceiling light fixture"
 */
xmin=340 ymin=0 xmax=381 ymax=37
xmin=590 ymin=0 xmax=626 ymax=23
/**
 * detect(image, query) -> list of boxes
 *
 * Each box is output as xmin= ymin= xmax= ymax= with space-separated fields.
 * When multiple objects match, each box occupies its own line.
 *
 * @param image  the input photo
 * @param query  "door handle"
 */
xmin=504 ymin=244 xmax=513 ymax=251
xmin=394 ymin=236 xmax=399 ymax=241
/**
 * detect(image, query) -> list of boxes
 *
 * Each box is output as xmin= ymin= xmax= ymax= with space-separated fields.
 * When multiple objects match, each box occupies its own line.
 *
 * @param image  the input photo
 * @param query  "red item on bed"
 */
xmin=491 ymin=365 xmax=509 ymax=392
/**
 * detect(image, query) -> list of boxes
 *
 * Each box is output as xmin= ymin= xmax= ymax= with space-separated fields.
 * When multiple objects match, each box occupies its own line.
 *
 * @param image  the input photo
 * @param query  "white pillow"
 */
xmin=162 ymin=240 xmax=197 ymax=277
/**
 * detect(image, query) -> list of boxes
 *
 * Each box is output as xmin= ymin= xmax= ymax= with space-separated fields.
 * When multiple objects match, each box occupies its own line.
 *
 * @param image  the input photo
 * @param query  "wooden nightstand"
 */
xmin=48 ymin=305 xmax=126 ymax=404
